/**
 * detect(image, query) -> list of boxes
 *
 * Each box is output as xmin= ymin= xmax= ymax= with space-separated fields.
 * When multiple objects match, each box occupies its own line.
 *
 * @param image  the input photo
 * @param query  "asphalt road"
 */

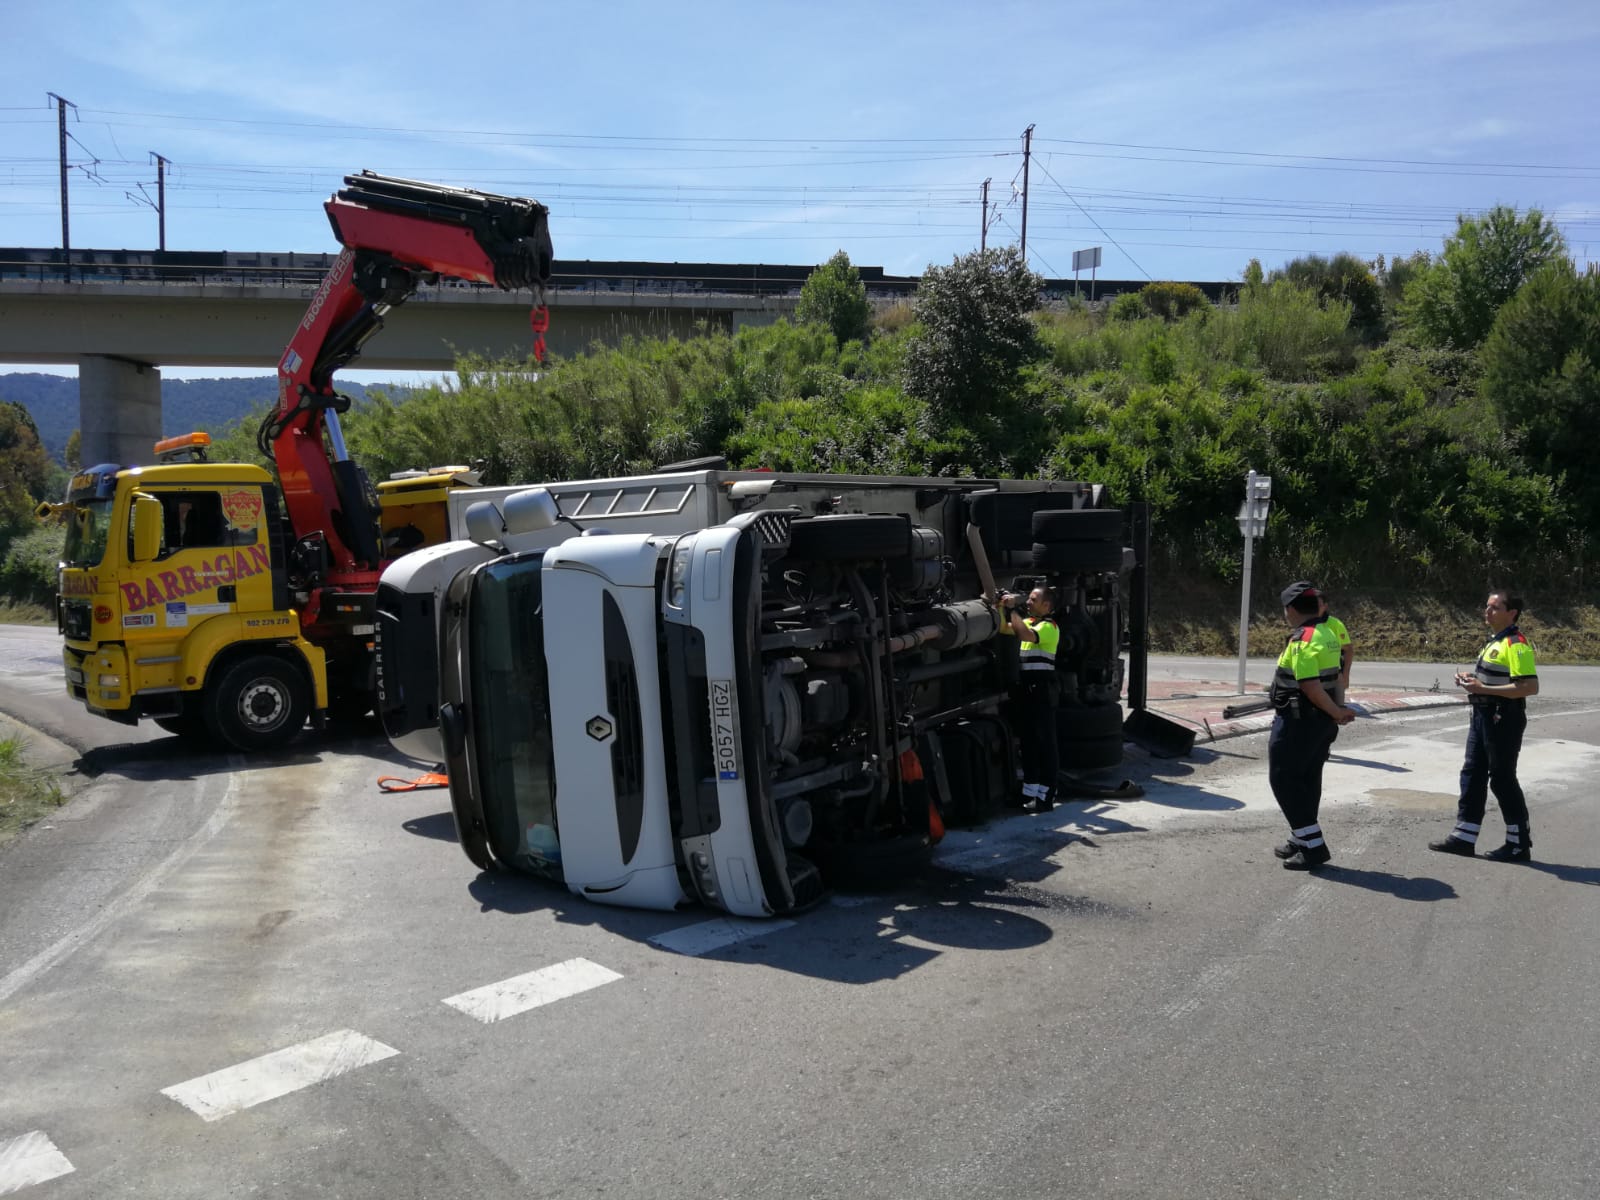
xmin=3 ymin=631 xmax=1599 ymax=1199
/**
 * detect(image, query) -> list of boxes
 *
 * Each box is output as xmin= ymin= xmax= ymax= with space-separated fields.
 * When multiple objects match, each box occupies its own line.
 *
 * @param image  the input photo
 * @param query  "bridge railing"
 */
xmin=0 ymin=257 xmax=914 ymax=301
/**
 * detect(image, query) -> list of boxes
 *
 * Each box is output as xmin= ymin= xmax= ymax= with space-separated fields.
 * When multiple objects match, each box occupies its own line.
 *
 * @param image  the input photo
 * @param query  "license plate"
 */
xmin=708 ymin=679 xmax=740 ymax=781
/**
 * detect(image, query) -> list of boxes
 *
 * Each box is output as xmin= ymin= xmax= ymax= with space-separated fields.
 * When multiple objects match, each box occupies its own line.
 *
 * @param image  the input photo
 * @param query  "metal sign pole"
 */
xmin=1234 ymin=468 xmax=1271 ymax=694
xmin=1237 ymin=527 xmax=1254 ymax=694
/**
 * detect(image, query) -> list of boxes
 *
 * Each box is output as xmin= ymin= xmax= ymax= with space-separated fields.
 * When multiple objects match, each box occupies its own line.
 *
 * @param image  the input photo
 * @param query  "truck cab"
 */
xmin=402 ymin=472 xmax=1139 ymax=917
xmin=56 ymin=444 xmax=328 ymax=750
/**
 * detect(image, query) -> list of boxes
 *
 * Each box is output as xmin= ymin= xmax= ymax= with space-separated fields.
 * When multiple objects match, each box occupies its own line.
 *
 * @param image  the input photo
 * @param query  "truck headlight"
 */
xmin=668 ymin=538 xmax=693 ymax=609
xmin=98 ymin=673 xmax=122 ymax=687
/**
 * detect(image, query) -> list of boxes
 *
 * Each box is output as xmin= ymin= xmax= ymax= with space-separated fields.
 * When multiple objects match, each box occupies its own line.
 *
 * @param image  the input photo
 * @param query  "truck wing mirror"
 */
xmin=502 ymin=487 xmax=559 ymax=535
xmin=464 ymin=500 xmax=506 ymax=546
xmin=130 ymin=495 xmax=164 ymax=562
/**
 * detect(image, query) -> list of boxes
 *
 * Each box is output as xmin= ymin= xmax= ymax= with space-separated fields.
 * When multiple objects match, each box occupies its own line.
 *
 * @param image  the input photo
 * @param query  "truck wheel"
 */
xmin=1032 ymin=508 xmax=1123 ymax=542
xmin=206 ymin=655 xmax=309 ymax=752
xmin=1057 ymin=702 xmax=1124 ymax=740
xmin=787 ymin=514 xmax=911 ymax=562
xmin=1059 ymin=733 xmax=1124 ymax=770
xmin=1032 ymin=540 xmax=1127 ymax=573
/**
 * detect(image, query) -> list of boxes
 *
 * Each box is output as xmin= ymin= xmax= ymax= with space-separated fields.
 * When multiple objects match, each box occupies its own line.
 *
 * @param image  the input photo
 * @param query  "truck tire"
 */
xmin=206 ymin=655 xmax=309 ymax=752
xmin=1057 ymin=702 xmax=1125 ymax=770
xmin=787 ymin=514 xmax=911 ymax=562
xmin=1032 ymin=540 xmax=1126 ymax=574
xmin=1057 ymin=702 xmax=1124 ymax=740
xmin=1059 ymin=733 xmax=1124 ymax=770
xmin=1032 ymin=508 xmax=1123 ymax=542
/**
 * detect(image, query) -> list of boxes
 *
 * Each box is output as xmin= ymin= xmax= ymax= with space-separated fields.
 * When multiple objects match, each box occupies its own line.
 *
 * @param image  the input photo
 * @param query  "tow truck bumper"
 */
xmin=65 ymin=644 xmax=140 ymax=723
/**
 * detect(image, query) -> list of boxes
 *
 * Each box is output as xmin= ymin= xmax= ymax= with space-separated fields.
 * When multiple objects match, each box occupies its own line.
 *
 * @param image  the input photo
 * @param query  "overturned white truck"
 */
xmin=375 ymin=467 xmax=1153 ymax=917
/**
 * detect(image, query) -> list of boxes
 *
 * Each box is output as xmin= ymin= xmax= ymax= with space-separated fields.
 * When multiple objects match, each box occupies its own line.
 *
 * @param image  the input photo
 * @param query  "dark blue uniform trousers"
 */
xmin=1268 ymin=711 xmax=1338 ymax=833
xmin=1459 ymin=703 xmax=1530 ymax=847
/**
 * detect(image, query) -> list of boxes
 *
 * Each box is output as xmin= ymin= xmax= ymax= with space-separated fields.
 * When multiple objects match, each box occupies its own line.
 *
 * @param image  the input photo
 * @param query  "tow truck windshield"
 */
xmin=468 ymin=554 xmax=561 ymax=878
xmin=63 ymin=500 xmax=113 ymax=568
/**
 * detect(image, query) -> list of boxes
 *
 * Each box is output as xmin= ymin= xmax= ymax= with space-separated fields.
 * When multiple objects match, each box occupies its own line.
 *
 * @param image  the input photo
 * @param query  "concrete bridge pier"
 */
xmin=79 ymin=355 xmax=162 ymax=468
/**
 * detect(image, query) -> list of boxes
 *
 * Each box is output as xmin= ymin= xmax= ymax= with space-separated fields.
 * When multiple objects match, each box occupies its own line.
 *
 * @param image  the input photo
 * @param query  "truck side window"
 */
xmin=157 ymin=492 xmax=236 ymax=555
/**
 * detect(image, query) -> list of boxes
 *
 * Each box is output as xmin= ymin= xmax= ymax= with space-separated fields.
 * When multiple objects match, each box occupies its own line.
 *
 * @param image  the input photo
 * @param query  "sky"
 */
xmin=5 ymin=0 xmax=1599 ymax=382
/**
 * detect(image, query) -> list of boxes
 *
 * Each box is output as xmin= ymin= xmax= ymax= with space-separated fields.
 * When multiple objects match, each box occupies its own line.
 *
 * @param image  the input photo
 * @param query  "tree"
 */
xmin=901 ymin=247 xmax=1044 ymax=426
xmin=796 ymin=250 xmax=871 ymax=347
xmin=0 ymin=401 xmax=53 ymax=536
xmin=1271 ymin=253 xmax=1385 ymax=340
xmin=1400 ymin=207 xmax=1567 ymax=349
xmin=1480 ymin=261 xmax=1600 ymax=520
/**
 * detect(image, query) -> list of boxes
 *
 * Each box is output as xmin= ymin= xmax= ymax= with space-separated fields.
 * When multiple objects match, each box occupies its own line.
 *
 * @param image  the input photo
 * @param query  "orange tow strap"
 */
xmin=377 ymin=772 xmax=450 ymax=792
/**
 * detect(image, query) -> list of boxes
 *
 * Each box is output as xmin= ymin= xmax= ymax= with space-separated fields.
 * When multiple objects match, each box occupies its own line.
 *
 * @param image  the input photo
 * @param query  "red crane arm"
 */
xmin=268 ymin=173 xmax=551 ymax=589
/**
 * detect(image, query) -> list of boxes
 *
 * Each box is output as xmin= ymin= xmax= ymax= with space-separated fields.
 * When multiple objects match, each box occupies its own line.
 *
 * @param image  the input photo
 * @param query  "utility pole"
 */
xmin=48 ymin=93 xmax=75 ymax=276
xmin=1019 ymin=124 xmax=1035 ymax=264
xmin=152 ymin=152 xmax=171 ymax=250
xmin=979 ymin=177 xmax=991 ymax=251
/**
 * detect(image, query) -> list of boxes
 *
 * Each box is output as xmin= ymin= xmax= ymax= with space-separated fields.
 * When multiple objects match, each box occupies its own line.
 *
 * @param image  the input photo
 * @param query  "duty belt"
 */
xmin=1470 ymin=695 xmax=1525 ymax=711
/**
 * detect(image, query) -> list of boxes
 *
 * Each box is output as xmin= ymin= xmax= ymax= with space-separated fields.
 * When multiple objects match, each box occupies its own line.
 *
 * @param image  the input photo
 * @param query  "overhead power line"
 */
xmin=1034 ymin=159 xmax=1154 ymax=282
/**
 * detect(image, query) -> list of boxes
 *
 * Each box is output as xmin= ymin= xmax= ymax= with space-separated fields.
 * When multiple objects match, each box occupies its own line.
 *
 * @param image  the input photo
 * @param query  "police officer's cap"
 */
xmin=1279 ymin=580 xmax=1320 ymax=607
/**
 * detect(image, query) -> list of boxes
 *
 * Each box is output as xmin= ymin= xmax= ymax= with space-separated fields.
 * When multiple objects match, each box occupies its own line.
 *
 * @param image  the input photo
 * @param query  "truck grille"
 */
xmin=751 ymin=509 xmax=795 ymax=551
xmin=602 ymin=593 xmax=645 ymax=864
xmin=63 ymin=601 xmax=92 ymax=641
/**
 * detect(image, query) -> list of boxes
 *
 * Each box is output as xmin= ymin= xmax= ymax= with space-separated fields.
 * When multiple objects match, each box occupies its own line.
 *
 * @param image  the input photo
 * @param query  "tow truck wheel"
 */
xmin=206 ymin=655 xmax=309 ymax=752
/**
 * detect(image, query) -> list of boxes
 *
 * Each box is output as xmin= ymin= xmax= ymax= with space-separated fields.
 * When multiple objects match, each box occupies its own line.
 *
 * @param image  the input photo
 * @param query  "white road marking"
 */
xmin=648 ymin=917 xmax=795 ymax=956
xmin=0 ymin=1132 xmax=74 ymax=1195
xmin=442 ymin=958 xmax=622 ymax=1023
xmin=160 ymin=1029 xmax=400 ymax=1122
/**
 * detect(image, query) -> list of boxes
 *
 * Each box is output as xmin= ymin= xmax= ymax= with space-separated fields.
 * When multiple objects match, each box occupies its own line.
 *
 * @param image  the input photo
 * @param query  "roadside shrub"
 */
xmin=1140 ymin=281 xmax=1210 ymax=322
xmin=1107 ymin=292 xmax=1147 ymax=322
xmin=1 ymin=524 xmax=64 ymax=606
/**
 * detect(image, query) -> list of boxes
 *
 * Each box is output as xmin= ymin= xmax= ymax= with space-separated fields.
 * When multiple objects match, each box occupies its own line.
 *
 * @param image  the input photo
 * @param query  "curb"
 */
xmin=1142 ymin=690 xmax=1467 ymax=744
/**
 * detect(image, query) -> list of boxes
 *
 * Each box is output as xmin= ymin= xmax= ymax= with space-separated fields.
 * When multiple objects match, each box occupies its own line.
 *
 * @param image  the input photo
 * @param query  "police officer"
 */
xmin=1430 ymin=590 xmax=1539 ymax=861
xmin=1000 ymin=585 xmax=1061 ymax=812
xmin=1268 ymin=581 xmax=1355 ymax=869
xmin=1317 ymin=592 xmax=1353 ymax=705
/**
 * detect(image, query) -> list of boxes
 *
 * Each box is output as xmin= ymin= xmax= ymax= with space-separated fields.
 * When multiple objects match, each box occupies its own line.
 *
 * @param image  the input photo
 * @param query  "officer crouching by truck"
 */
xmin=1267 ymin=581 xmax=1355 ymax=870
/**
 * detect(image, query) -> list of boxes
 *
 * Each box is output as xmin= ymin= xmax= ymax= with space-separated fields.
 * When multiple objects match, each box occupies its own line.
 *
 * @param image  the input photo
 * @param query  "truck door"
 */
xmin=123 ymin=486 xmax=275 ymax=640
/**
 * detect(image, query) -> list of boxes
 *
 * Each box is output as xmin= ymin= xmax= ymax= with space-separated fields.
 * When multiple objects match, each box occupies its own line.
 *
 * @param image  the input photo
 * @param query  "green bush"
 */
xmin=1107 ymin=292 xmax=1147 ymax=322
xmin=1139 ymin=281 xmax=1210 ymax=321
xmin=796 ymin=251 xmax=871 ymax=346
xmin=2 ymin=524 xmax=65 ymax=606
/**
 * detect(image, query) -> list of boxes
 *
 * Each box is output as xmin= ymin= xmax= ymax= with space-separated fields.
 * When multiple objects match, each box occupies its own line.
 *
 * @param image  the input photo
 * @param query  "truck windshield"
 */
xmin=63 ymin=500 xmax=113 ymax=568
xmin=469 ymin=554 xmax=561 ymax=879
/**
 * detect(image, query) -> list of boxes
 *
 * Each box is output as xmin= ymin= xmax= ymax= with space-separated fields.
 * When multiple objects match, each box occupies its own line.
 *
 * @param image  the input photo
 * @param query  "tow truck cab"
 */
xmin=54 ymin=453 xmax=328 ymax=747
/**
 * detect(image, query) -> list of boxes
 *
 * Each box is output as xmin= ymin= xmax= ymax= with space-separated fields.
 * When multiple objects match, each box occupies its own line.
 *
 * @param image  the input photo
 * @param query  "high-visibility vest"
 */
xmin=1473 ymin=624 xmax=1537 ymax=688
xmin=1019 ymin=616 xmax=1059 ymax=672
xmin=1269 ymin=618 xmax=1341 ymax=707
